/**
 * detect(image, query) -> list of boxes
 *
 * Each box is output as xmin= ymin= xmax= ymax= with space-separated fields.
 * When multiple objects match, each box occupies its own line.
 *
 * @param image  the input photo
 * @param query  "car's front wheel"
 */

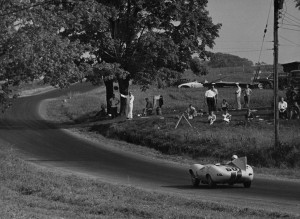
xmin=206 ymin=175 xmax=216 ymax=188
xmin=243 ymin=181 xmax=251 ymax=188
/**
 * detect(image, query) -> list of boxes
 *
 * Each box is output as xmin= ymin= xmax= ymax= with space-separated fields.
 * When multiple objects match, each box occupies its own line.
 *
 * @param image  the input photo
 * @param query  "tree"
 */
xmin=190 ymin=57 xmax=208 ymax=76
xmin=0 ymin=0 xmax=88 ymax=111
xmin=50 ymin=0 xmax=221 ymax=113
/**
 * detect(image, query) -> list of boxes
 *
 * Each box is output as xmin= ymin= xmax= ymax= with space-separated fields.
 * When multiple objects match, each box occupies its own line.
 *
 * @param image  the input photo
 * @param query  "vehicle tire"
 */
xmin=206 ymin=175 xmax=216 ymax=188
xmin=191 ymin=174 xmax=200 ymax=187
xmin=243 ymin=181 xmax=251 ymax=188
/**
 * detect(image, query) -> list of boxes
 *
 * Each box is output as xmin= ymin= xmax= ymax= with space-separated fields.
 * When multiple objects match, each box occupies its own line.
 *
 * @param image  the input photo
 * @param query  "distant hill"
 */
xmin=207 ymin=52 xmax=253 ymax=68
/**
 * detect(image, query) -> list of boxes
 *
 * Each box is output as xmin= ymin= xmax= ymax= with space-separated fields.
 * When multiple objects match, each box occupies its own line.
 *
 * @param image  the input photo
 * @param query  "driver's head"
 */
xmin=231 ymin=155 xmax=238 ymax=160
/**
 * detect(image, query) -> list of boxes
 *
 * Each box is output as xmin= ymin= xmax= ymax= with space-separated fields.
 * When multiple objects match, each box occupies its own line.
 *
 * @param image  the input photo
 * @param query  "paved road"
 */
xmin=0 ymin=83 xmax=299 ymax=216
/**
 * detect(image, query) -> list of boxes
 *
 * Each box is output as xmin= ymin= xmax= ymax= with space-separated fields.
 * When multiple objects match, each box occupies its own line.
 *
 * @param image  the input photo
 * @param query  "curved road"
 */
xmin=0 ymin=83 xmax=299 ymax=215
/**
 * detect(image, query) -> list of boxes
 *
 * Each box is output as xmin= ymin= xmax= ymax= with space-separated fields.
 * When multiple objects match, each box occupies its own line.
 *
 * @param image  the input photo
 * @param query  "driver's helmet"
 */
xmin=231 ymin=155 xmax=238 ymax=160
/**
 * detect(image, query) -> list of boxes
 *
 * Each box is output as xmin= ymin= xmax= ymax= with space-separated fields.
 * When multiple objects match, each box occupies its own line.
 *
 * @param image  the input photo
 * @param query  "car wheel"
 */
xmin=191 ymin=174 xmax=200 ymax=187
xmin=243 ymin=181 xmax=251 ymax=188
xmin=206 ymin=175 xmax=216 ymax=188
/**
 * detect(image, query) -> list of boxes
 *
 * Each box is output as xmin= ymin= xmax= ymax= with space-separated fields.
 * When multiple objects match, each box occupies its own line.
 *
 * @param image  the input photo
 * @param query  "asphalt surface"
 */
xmin=0 ymin=83 xmax=299 ymax=216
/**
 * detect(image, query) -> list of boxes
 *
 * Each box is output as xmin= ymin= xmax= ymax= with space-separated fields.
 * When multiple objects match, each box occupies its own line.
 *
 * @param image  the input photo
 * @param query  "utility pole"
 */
xmin=273 ymin=0 xmax=283 ymax=148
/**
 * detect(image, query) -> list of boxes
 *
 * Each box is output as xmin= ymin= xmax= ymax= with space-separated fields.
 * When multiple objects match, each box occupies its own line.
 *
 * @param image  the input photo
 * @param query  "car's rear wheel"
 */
xmin=191 ymin=174 xmax=200 ymax=187
xmin=243 ymin=181 xmax=251 ymax=188
xmin=206 ymin=175 xmax=216 ymax=188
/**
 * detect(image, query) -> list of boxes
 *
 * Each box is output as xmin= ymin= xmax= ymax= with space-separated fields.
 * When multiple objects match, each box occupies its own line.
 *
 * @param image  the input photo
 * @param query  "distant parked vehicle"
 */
xmin=253 ymin=73 xmax=288 ymax=89
xmin=288 ymin=70 xmax=300 ymax=87
xmin=178 ymin=81 xmax=203 ymax=88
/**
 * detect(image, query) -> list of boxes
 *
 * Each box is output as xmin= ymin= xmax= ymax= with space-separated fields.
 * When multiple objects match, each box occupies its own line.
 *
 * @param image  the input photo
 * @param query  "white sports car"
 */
xmin=189 ymin=157 xmax=254 ymax=188
xmin=178 ymin=81 xmax=203 ymax=88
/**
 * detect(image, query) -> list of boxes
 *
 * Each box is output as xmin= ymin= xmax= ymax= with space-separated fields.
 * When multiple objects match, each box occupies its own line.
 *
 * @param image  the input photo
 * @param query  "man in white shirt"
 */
xmin=212 ymin=83 xmax=218 ymax=105
xmin=278 ymin=97 xmax=288 ymax=119
xmin=235 ymin=83 xmax=242 ymax=110
xmin=205 ymin=86 xmax=216 ymax=116
xmin=120 ymin=91 xmax=134 ymax=120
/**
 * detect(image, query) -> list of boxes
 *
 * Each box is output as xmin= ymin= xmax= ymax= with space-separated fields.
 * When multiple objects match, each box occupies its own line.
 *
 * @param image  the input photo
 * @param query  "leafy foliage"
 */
xmin=189 ymin=57 xmax=208 ymax=76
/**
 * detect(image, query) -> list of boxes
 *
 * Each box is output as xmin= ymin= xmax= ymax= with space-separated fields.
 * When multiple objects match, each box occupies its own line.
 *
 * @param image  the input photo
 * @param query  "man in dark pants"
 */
xmin=205 ymin=86 xmax=216 ymax=115
xmin=109 ymin=93 xmax=120 ymax=118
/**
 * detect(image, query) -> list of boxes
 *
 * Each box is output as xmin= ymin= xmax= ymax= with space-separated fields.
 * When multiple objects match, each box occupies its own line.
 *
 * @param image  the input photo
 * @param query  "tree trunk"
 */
xmin=118 ymin=77 xmax=130 ymax=115
xmin=104 ymin=79 xmax=114 ymax=114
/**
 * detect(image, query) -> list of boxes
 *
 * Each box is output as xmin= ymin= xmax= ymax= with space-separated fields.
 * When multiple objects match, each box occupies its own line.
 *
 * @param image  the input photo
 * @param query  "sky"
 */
xmin=207 ymin=0 xmax=300 ymax=65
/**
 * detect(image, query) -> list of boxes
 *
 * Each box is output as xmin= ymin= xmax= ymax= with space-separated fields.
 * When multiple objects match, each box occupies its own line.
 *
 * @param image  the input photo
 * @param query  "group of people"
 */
xmin=106 ymin=92 xmax=164 ymax=120
xmin=202 ymin=83 xmax=253 ymax=124
xmin=107 ymin=92 xmax=135 ymax=120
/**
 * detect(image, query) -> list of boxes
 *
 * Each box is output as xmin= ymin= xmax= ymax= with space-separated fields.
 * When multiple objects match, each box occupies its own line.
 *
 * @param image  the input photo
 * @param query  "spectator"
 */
xmin=208 ymin=111 xmax=216 ymax=125
xmin=245 ymin=108 xmax=254 ymax=121
xmin=120 ymin=91 xmax=134 ymax=120
xmin=205 ymin=86 xmax=217 ymax=116
xmin=186 ymin=104 xmax=197 ymax=119
xmin=212 ymin=83 xmax=218 ymax=105
xmin=109 ymin=93 xmax=120 ymax=118
xmin=221 ymin=99 xmax=229 ymax=114
xmin=235 ymin=83 xmax=242 ymax=110
xmin=243 ymin=84 xmax=252 ymax=108
xmin=143 ymin=98 xmax=153 ymax=116
xmin=96 ymin=104 xmax=107 ymax=117
xmin=278 ymin=97 xmax=288 ymax=119
xmin=159 ymin=95 xmax=164 ymax=108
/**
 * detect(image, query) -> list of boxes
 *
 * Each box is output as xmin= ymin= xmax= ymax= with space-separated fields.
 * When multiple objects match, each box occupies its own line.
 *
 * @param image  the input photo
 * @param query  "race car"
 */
xmin=188 ymin=156 xmax=253 ymax=188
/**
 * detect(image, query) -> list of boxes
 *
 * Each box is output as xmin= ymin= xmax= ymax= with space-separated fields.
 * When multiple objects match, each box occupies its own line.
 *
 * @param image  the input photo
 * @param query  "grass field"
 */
xmin=45 ymin=83 xmax=300 ymax=170
xmin=1 ymin=144 xmax=293 ymax=218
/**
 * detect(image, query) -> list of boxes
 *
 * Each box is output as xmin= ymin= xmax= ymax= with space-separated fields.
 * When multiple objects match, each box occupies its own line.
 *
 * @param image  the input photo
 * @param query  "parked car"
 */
xmin=288 ymin=70 xmax=300 ymax=87
xmin=253 ymin=73 xmax=288 ymax=89
xmin=178 ymin=81 xmax=203 ymax=88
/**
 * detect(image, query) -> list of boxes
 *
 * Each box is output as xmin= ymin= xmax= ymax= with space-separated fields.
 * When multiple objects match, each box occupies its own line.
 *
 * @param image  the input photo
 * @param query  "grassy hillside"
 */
xmin=44 ymin=84 xmax=300 ymax=169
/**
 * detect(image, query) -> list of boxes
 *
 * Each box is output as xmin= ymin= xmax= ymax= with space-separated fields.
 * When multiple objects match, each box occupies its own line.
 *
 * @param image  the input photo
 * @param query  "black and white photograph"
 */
xmin=0 ymin=0 xmax=300 ymax=218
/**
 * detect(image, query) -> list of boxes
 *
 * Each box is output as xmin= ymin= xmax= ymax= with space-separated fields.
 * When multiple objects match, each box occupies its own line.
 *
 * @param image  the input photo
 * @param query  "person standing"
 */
xmin=235 ymin=83 xmax=242 ymax=110
xmin=243 ymin=84 xmax=252 ymax=108
xmin=278 ymin=97 xmax=288 ymax=119
xmin=143 ymin=97 xmax=153 ymax=116
xmin=212 ymin=83 xmax=218 ymax=106
xmin=109 ymin=93 xmax=120 ymax=118
xmin=120 ymin=91 xmax=134 ymax=120
xmin=205 ymin=86 xmax=217 ymax=116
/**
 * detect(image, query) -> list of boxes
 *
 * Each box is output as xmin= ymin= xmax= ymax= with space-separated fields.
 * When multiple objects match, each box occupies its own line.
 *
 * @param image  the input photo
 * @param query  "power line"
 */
xmin=257 ymin=0 xmax=272 ymax=64
xmin=285 ymin=11 xmax=300 ymax=23
xmin=279 ymin=35 xmax=300 ymax=46
xmin=280 ymin=27 xmax=300 ymax=32
xmin=213 ymin=49 xmax=272 ymax=53
xmin=214 ymin=40 xmax=272 ymax=43
xmin=281 ymin=22 xmax=300 ymax=28
xmin=279 ymin=44 xmax=300 ymax=47
xmin=283 ymin=14 xmax=300 ymax=26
